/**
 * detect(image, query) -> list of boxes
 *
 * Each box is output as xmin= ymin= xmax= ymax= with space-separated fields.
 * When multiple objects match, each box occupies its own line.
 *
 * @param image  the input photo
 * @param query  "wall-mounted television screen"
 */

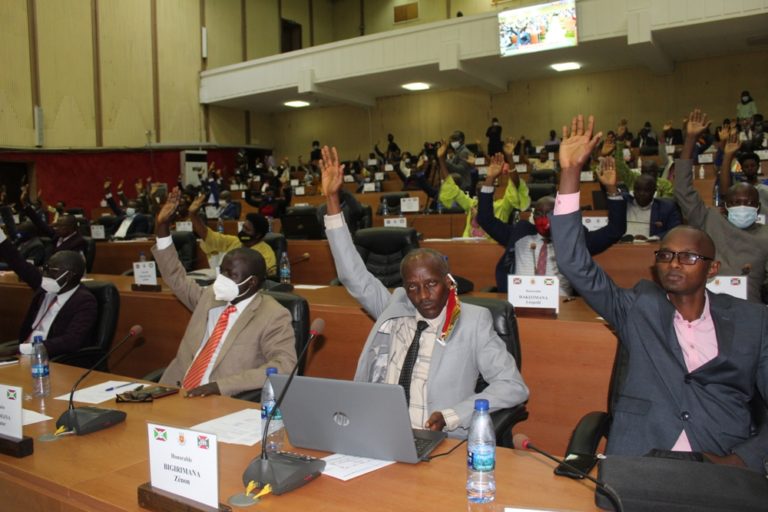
xmin=498 ymin=0 xmax=578 ymax=57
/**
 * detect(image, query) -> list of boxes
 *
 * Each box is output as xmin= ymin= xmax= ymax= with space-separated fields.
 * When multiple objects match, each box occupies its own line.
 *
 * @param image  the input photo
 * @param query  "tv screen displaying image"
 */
xmin=498 ymin=0 xmax=578 ymax=57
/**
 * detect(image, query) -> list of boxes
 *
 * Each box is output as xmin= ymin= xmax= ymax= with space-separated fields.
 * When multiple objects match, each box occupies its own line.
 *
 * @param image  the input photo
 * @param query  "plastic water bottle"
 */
xmin=139 ymin=251 xmax=147 ymax=262
xmin=698 ymin=165 xmax=706 ymax=180
xmin=31 ymin=336 xmax=51 ymax=398
xmin=279 ymin=252 xmax=291 ymax=284
xmin=267 ymin=216 xmax=273 ymax=233
xmin=713 ymin=179 xmax=721 ymax=207
xmin=436 ymin=200 xmax=444 ymax=215
xmin=217 ymin=218 xmax=224 ymax=233
xmin=381 ymin=201 xmax=389 ymax=216
xmin=260 ymin=367 xmax=284 ymax=452
xmin=467 ymin=399 xmax=495 ymax=505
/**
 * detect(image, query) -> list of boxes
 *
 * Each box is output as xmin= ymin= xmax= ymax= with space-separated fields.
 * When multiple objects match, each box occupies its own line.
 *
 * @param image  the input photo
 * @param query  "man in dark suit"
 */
xmin=552 ymin=113 xmax=767 ymax=472
xmin=622 ymin=174 xmax=681 ymax=240
xmin=0 ymin=227 xmax=96 ymax=357
xmin=18 ymin=188 xmax=87 ymax=256
xmin=476 ymin=153 xmax=626 ymax=293
xmin=103 ymin=179 xmax=152 ymax=239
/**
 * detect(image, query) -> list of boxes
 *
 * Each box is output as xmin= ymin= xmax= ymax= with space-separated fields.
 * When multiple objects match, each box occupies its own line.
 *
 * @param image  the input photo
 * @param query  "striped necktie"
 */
xmin=398 ymin=320 xmax=429 ymax=406
xmin=182 ymin=305 xmax=237 ymax=389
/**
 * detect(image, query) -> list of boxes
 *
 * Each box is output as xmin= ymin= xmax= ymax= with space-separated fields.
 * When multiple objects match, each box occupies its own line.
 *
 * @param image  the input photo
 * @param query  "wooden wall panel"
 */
xmin=0 ymin=0 xmax=34 ymax=147
xmin=312 ymin=0 xmax=335 ymax=46
xmin=209 ymin=105 xmax=245 ymax=145
xmin=36 ymin=0 xmax=96 ymax=147
xmin=156 ymin=0 xmax=202 ymax=144
xmin=249 ymin=111 xmax=276 ymax=148
xmin=245 ymin=0 xmax=279 ymax=59
xmin=205 ymin=0 xmax=242 ymax=68
xmin=282 ymin=0 xmax=311 ymax=49
xmin=98 ymin=0 xmax=154 ymax=147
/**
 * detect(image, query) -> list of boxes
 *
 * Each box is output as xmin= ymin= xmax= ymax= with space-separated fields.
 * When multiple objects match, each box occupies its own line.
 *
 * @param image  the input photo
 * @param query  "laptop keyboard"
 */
xmin=412 ymin=430 xmax=444 ymax=459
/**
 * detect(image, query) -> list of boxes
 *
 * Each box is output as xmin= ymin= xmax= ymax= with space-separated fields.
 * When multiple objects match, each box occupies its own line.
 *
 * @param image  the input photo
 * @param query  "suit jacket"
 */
xmin=106 ymin=196 xmax=152 ymax=238
xmin=0 ymin=240 xmax=97 ymax=357
xmin=16 ymin=237 xmax=46 ymax=266
xmin=151 ymin=243 xmax=296 ymax=395
xmin=552 ymin=209 xmax=768 ymax=473
xmin=22 ymin=204 xmax=87 ymax=255
xmin=621 ymin=195 xmax=682 ymax=238
xmin=477 ymin=191 xmax=627 ymax=292
xmin=326 ymin=215 xmax=529 ymax=437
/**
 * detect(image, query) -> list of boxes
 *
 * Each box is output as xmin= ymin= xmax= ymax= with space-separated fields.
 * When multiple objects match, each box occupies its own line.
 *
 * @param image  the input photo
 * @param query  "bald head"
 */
xmin=725 ymin=182 xmax=759 ymax=208
xmin=661 ymin=225 xmax=716 ymax=259
xmin=54 ymin=214 xmax=78 ymax=239
xmin=400 ymin=248 xmax=449 ymax=278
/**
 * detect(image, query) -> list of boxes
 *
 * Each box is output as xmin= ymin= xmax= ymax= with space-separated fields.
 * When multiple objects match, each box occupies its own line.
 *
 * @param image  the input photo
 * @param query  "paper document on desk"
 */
xmin=190 ymin=408 xmax=261 ymax=446
xmin=23 ymin=409 xmax=52 ymax=425
xmin=293 ymin=285 xmax=328 ymax=290
xmin=54 ymin=380 xmax=134 ymax=404
xmin=321 ymin=453 xmax=394 ymax=481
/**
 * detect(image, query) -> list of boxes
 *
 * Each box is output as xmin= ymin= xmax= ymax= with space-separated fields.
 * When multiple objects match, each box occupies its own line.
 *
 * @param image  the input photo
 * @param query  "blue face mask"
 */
xmin=727 ymin=205 xmax=758 ymax=229
xmin=125 ymin=207 xmax=136 ymax=217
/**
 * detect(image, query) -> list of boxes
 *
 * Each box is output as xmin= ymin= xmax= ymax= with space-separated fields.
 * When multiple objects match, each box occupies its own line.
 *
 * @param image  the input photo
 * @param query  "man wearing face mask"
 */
xmin=215 ymin=190 xmax=240 ymax=220
xmin=674 ymin=108 xmax=768 ymax=304
xmin=186 ymin=194 xmax=276 ymax=275
xmin=152 ymin=188 xmax=296 ymax=397
xmin=103 ymin=179 xmax=151 ymax=239
xmin=19 ymin=187 xmax=87 ymax=256
xmin=0 ymin=227 xmax=96 ymax=357
xmin=477 ymin=155 xmax=626 ymax=293
xmin=445 ymin=130 xmax=473 ymax=190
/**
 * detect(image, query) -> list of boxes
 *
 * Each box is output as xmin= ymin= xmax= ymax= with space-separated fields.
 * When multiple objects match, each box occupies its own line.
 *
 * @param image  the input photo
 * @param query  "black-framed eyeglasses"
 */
xmin=654 ymin=250 xmax=713 ymax=265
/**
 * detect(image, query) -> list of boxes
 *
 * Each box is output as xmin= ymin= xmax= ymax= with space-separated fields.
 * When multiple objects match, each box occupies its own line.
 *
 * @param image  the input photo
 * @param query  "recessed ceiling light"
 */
xmin=284 ymin=100 xmax=310 ymax=108
xmin=550 ymin=62 xmax=581 ymax=72
xmin=402 ymin=82 xmax=430 ymax=91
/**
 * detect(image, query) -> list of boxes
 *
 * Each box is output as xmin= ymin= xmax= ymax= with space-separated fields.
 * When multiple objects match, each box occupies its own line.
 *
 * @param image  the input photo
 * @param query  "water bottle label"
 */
xmin=261 ymin=400 xmax=275 ymax=419
xmin=468 ymin=446 xmax=495 ymax=471
xmin=32 ymin=364 xmax=49 ymax=378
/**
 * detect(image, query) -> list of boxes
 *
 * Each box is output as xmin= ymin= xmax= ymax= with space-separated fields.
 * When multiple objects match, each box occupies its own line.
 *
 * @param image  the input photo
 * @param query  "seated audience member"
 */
xmin=103 ymin=179 xmax=151 ymax=239
xmin=633 ymin=121 xmax=658 ymax=149
xmin=527 ymin=147 xmax=556 ymax=172
xmin=151 ymin=189 xmax=296 ymax=397
xmin=445 ymin=130 xmax=473 ymax=190
xmin=187 ymin=195 xmax=276 ymax=275
xmin=216 ymin=190 xmax=240 ymax=220
xmin=437 ymin=143 xmax=530 ymax=238
xmin=641 ymin=160 xmax=673 ymax=199
xmin=674 ymin=109 xmax=768 ymax=304
xmin=19 ymin=186 xmax=87 ymax=256
xmin=0 ymin=227 xmax=96 ymax=357
xmin=718 ymin=130 xmax=768 ymax=211
xmin=0 ymin=204 xmax=45 ymax=267
xmin=552 ymin=113 xmax=768 ymax=472
xmin=243 ymin=181 xmax=291 ymax=219
xmin=316 ymin=188 xmax=365 ymax=234
xmin=477 ymin=153 xmax=625 ymax=294
xmin=623 ymin=174 xmax=681 ymax=240
xmin=544 ymin=129 xmax=560 ymax=151
xmin=320 ymin=146 xmax=528 ymax=437
xmin=661 ymin=120 xmax=684 ymax=145
xmin=513 ymin=135 xmax=534 ymax=156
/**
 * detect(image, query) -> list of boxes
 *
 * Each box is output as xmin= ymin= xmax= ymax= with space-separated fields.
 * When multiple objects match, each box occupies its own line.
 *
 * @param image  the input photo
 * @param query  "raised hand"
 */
xmin=135 ymin=179 xmax=144 ymax=194
xmin=559 ymin=114 xmax=602 ymax=173
xmin=103 ymin=178 xmax=112 ymax=191
xmin=157 ymin=187 xmax=181 ymax=226
xmin=597 ymin=157 xmax=618 ymax=192
xmin=188 ymin=193 xmax=206 ymax=214
xmin=724 ymin=128 xmax=741 ymax=156
xmin=19 ymin=184 xmax=29 ymax=207
xmin=436 ymin=140 xmax=448 ymax=160
xmin=684 ymin=108 xmax=711 ymax=139
xmin=485 ymin=153 xmax=506 ymax=181
xmin=319 ymin=146 xmax=345 ymax=199
xmin=117 ymin=180 xmax=124 ymax=192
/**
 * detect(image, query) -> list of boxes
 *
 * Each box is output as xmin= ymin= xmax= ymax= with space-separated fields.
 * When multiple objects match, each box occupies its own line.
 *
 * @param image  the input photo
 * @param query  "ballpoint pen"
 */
xmin=105 ymin=382 xmax=138 ymax=392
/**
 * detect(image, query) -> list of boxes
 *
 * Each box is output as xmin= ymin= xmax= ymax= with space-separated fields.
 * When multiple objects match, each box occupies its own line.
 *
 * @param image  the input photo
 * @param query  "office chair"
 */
xmin=51 ymin=281 xmax=121 ymax=372
xmin=377 ymin=192 xmax=410 ymax=215
xmin=357 ymin=204 xmax=373 ymax=230
xmin=171 ymin=231 xmax=197 ymax=272
xmin=528 ymin=183 xmax=556 ymax=202
xmin=263 ymin=232 xmax=288 ymax=280
xmin=82 ymin=236 xmax=96 ymax=273
xmin=461 ymin=296 xmax=529 ymax=447
xmin=349 ymin=227 xmax=419 ymax=288
xmin=529 ymin=169 xmax=556 ymax=184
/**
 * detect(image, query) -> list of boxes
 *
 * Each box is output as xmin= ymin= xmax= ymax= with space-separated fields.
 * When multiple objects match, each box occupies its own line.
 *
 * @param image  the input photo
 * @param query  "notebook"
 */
xmin=269 ymin=375 xmax=447 ymax=463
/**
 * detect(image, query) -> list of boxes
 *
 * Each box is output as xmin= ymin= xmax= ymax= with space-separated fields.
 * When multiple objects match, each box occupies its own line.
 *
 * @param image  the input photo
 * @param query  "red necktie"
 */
xmin=535 ymin=242 xmax=548 ymax=276
xmin=183 ymin=305 xmax=237 ymax=389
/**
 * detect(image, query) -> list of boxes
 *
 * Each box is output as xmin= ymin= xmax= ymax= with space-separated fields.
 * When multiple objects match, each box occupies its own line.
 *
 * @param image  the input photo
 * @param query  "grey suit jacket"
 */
xmin=325 ymin=215 xmax=528 ymax=437
xmin=552 ymin=209 xmax=768 ymax=472
xmin=151 ymin=243 xmax=296 ymax=396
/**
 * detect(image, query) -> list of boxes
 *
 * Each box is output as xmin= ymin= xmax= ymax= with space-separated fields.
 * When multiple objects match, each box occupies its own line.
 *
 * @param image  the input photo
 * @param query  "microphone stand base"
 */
xmin=56 ymin=407 xmax=127 ymax=436
xmin=242 ymin=452 xmax=326 ymax=495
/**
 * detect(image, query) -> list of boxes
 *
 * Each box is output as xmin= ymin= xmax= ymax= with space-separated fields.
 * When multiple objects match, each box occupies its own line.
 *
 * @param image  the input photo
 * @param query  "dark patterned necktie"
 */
xmin=398 ymin=320 xmax=429 ymax=406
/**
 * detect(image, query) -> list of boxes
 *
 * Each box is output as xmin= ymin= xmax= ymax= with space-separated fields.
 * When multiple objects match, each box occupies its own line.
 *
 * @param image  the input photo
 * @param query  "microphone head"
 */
xmin=129 ymin=325 xmax=143 ymax=337
xmin=512 ymin=433 xmax=530 ymax=450
xmin=309 ymin=318 xmax=325 ymax=337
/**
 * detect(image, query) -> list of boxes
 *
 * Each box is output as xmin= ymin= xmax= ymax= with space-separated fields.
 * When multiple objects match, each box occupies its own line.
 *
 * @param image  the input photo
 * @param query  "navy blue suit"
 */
xmin=477 ymin=191 xmax=626 ymax=292
xmin=622 ymin=195 xmax=682 ymax=238
xmin=105 ymin=196 xmax=152 ymax=238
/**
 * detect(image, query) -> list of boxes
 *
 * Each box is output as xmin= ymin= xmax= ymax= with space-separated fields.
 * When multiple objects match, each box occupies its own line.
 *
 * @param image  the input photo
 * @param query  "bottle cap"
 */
xmin=474 ymin=398 xmax=489 ymax=411
xmin=33 ymin=335 xmax=43 ymax=344
xmin=266 ymin=367 xmax=278 ymax=376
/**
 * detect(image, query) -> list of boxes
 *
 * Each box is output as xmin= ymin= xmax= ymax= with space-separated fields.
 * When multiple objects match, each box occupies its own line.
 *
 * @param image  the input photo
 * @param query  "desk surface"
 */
xmin=0 ymin=361 xmax=598 ymax=511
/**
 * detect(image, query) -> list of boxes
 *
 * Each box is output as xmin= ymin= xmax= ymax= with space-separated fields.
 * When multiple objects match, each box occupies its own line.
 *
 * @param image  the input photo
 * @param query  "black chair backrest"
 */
xmin=262 ymin=290 xmax=310 ymax=375
xmin=171 ymin=231 xmax=197 ymax=271
xmin=528 ymin=183 xmax=557 ymax=202
xmin=592 ymin=189 xmax=609 ymax=210
xmin=83 ymin=236 xmax=96 ymax=273
xmin=82 ymin=280 xmax=121 ymax=354
xmin=461 ymin=296 xmax=522 ymax=393
xmin=358 ymin=205 xmax=373 ymax=230
xmin=377 ymin=192 xmax=410 ymax=215
xmin=39 ymin=236 xmax=55 ymax=262
xmin=530 ymin=169 xmax=556 ymax=183
xmin=263 ymin=232 xmax=287 ymax=265
xmin=66 ymin=207 xmax=86 ymax=217
xmin=352 ymin=227 xmax=419 ymax=288
xmin=75 ymin=217 xmax=91 ymax=236
xmin=281 ymin=206 xmax=324 ymax=239
xmin=231 ymin=201 xmax=242 ymax=220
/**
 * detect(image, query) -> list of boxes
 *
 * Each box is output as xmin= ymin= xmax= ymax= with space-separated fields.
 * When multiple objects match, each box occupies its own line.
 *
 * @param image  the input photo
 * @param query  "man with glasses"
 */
xmin=551 ymin=114 xmax=768 ymax=472
xmin=674 ymin=109 xmax=768 ymax=303
xmin=0 ymin=227 xmax=96 ymax=357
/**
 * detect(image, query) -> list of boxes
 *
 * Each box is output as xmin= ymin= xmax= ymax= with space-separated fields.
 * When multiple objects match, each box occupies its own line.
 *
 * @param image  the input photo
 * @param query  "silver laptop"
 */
xmin=269 ymin=375 xmax=447 ymax=463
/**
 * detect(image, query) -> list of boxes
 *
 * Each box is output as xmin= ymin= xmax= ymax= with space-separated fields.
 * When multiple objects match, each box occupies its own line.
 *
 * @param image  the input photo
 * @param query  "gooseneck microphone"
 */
xmin=242 ymin=318 xmax=326 ymax=495
xmin=56 ymin=325 xmax=143 ymax=436
xmin=513 ymin=434 xmax=624 ymax=512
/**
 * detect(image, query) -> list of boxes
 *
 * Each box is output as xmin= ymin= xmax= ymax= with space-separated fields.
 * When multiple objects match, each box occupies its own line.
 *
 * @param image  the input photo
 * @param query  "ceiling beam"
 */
xmin=297 ymin=68 xmax=376 ymax=107
xmin=627 ymin=9 xmax=674 ymax=74
xmin=439 ymin=42 xmax=508 ymax=93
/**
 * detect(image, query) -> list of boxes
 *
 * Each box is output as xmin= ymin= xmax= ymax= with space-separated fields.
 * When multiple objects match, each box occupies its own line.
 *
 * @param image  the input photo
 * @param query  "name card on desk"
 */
xmin=757 ymin=214 xmax=766 ymax=225
xmin=580 ymin=171 xmax=594 ymax=182
xmin=515 ymin=164 xmax=528 ymax=174
xmin=204 ymin=206 xmax=219 ymax=219
xmin=400 ymin=197 xmax=419 ymax=213
xmin=384 ymin=164 xmax=394 ymax=171
xmin=548 ymin=152 xmax=555 ymax=161
xmin=697 ymin=153 xmax=714 ymax=164
xmin=582 ymin=216 xmax=608 ymax=231
xmin=475 ymin=157 xmax=486 ymax=166
xmin=343 ymin=175 xmax=354 ymax=183
xmin=478 ymin=167 xmax=488 ymax=177
xmin=363 ymin=183 xmax=376 ymax=192
xmin=147 ymin=423 xmax=219 ymax=509
xmin=175 ymin=221 xmax=193 ymax=232
xmin=384 ymin=217 xmax=407 ymax=228
xmin=374 ymin=172 xmax=384 ymax=181
xmin=508 ymin=275 xmax=560 ymax=313
xmin=367 ymin=159 xmax=378 ymax=166
xmin=0 ymin=385 xmax=23 ymax=440
xmin=290 ymin=179 xmax=299 ymax=187
xmin=706 ymin=276 xmax=747 ymax=300
xmin=295 ymin=186 xmax=306 ymax=196
xmin=756 ymin=150 xmax=768 ymax=161
xmin=12 ymin=214 xmax=20 ymax=224
xmin=90 ymin=224 xmax=106 ymax=240
xmin=666 ymin=145 xmax=676 ymax=155
xmin=133 ymin=261 xmax=158 ymax=286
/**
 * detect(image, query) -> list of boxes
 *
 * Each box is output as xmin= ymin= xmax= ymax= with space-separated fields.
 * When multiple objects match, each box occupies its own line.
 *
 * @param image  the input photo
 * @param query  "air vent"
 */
xmin=394 ymin=2 xmax=418 ymax=23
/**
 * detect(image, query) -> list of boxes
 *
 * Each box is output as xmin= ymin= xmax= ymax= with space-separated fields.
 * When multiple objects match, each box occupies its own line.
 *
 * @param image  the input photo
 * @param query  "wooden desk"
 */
xmin=0 ymin=362 xmax=597 ymax=511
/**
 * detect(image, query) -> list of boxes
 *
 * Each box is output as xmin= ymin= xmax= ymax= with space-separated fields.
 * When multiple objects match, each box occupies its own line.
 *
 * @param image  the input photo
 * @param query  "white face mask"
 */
xmin=450 ymin=141 xmax=461 ymax=149
xmin=125 ymin=207 xmax=136 ymax=217
xmin=41 ymin=271 xmax=69 ymax=294
xmin=726 ymin=205 xmax=758 ymax=229
xmin=742 ymin=95 xmax=750 ymax=102
xmin=212 ymin=274 xmax=253 ymax=302
xmin=219 ymin=199 xmax=228 ymax=207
